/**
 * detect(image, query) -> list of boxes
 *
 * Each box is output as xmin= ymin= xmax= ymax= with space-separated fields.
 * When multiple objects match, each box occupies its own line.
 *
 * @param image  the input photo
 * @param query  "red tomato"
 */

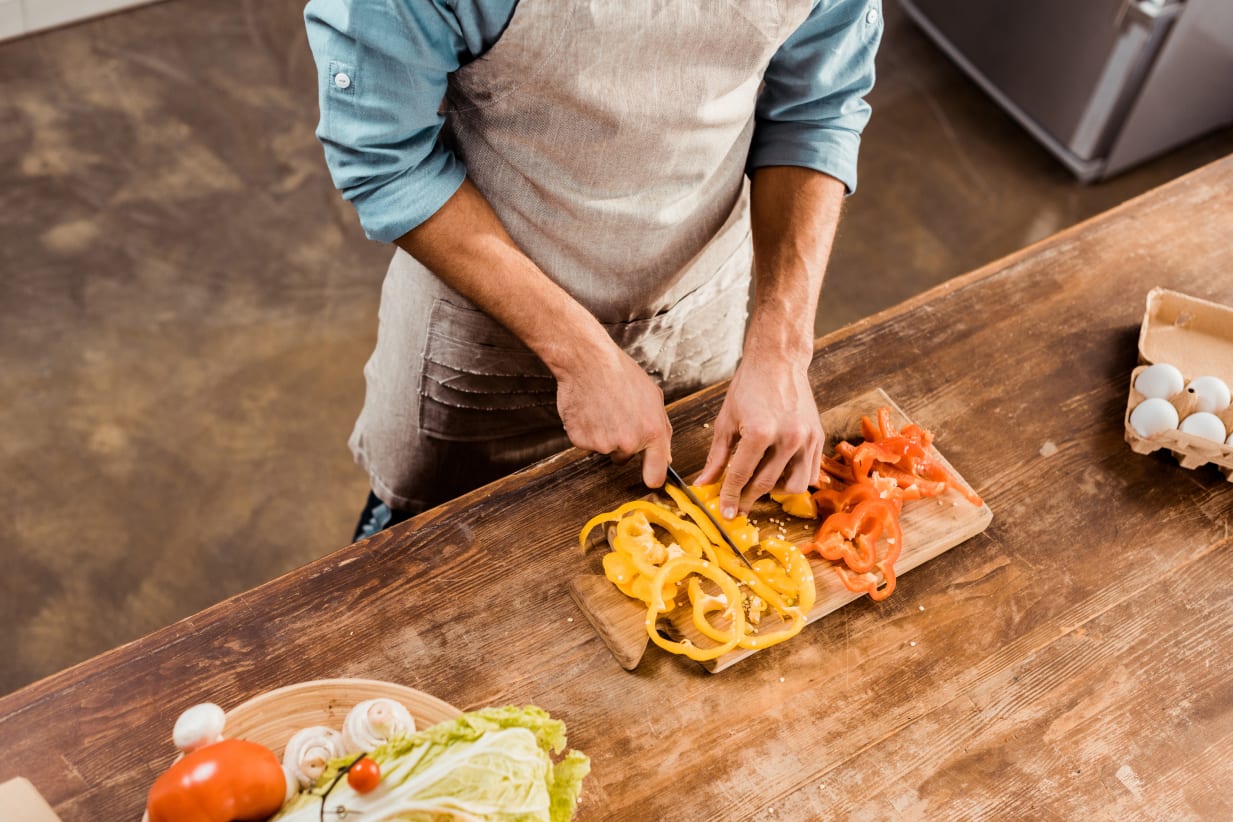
xmin=146 ymin=739 xmax=286 ymax=822
xmin=346 ymin=757 xmax=381 ymax=793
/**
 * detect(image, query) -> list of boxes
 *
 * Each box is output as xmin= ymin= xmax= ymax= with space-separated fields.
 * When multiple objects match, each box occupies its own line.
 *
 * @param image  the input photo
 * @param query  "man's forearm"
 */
xmin=698 ymin=166 xmax=845 ymax=509
xmin=394 ymin=177 xmax=610 ymax=378
xmin=394 ymin=177 xmax=674 ymax=482
xmin=745 ymin=166 xmax=846 ymax=369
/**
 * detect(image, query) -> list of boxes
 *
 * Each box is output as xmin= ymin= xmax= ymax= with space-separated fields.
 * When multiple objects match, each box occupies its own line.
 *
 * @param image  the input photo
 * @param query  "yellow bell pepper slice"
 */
xmin=579 ymin=485 xmax=819 ymax=663
xmin=686 ymin=577 xmax=739 ymax=645
xmin=645 ymin=558 xmax=745 ymax=661
xmin=771 ymin=491 xmax=819 ymax=519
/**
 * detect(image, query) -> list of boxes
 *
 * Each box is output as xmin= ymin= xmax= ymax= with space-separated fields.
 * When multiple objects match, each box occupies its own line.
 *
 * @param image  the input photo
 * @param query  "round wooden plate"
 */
xmin=223 ymin=678 xmax=462 ymax=755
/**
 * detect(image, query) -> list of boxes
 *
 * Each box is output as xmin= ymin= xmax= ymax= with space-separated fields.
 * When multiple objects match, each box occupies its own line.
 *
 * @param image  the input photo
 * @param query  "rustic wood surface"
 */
xmin=3 ymin=156 xmax=1233 ymax=820
xmin=571 ymin=388 xmax=993 ymax=673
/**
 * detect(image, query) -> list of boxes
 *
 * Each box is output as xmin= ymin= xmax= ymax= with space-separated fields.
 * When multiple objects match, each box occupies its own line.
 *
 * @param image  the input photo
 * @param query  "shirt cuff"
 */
xmin=348 ymin=150 xmax=468 ymax=243
xmin=747 ymin=121 xmax=862 ymax=195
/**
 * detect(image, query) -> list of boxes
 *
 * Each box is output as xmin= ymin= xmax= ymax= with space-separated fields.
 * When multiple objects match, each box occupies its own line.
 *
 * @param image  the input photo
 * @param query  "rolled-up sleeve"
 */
xmin=749 ymin=0 xmax=884 ymax=193
xmin=304 ymin=0 xmax=482 ymax=242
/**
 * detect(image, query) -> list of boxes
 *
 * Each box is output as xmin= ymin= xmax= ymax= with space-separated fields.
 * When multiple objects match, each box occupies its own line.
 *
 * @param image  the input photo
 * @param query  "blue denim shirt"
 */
xmin=305 ymin=0 xmax=882 ymax=243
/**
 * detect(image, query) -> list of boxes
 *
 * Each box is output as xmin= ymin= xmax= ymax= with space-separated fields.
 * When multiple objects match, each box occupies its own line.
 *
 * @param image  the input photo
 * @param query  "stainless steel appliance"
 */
xmin=899 ymin=0 xmax=1233 ymax=181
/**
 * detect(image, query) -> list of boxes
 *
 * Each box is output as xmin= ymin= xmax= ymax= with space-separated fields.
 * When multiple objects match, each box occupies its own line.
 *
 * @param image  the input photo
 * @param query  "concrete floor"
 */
xmin=2 ymin=1 xmax=1231 ymax=696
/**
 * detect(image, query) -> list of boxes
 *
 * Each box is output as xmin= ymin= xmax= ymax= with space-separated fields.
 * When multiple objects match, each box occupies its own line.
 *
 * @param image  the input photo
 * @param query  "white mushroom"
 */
xmin=282 ymin=764 xmax=299 ymax=803
xmin=172 ymin=703 xmax=226 ymax=753
xmin=282 ymin=725 xmax=346 ymax=789
xmin=342 ymin=698 xmax=415 ymax=753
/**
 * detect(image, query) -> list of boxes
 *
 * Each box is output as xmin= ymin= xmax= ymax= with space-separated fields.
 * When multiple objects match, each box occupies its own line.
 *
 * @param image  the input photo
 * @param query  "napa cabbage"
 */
xmin=274 ymin=705 xmax=590 ymax=822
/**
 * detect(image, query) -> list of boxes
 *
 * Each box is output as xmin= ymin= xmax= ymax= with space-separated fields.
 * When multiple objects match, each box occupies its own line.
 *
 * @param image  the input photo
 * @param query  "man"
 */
xmin=304 ymin=0 xmax=883 ymax=540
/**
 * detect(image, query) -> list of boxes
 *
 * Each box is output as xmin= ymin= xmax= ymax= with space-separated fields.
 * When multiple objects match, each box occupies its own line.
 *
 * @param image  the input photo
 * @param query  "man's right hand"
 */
xmin=396 ymin=178 xmax=672 ymax=489
xmin=552 ymin=334 xmax=672 ymax=489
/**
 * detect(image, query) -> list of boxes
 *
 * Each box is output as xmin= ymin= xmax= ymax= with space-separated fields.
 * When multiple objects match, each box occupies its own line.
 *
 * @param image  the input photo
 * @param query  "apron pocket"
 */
xmin=419 ymin=299 xmax=560 ymax=441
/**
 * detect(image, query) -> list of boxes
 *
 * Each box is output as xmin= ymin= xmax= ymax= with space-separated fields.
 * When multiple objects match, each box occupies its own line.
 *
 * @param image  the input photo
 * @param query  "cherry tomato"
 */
xmin=347 ymin=756 xmax=381 ymax=793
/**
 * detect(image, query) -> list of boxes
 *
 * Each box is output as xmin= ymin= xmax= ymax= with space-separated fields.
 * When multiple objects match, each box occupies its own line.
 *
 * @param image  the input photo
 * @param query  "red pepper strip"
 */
xmin=900 ymin=422 xmax=934 ymax=449
xmin=863 ymin=413 xmax=937 ymax=466
xmin=811 ymin=482 xmax=848 ymax=515
xmin=807 ymin=498 xmax=897 ymax=574
xmin=880 ymin=498 xmax=904 ymax=567
xmin=871 ymin=561 xmax=897 ymax=601
xmin=832 ymin=498 xmax=901 ymax=600
xmin=812 ymin=479 xmax=903 ymax=516
xmin=860 ymin=414 xmax=880 ymax=443
xmin=866 ymin=463 xmax=947 ymax=500
xmin=820 ymin=453 xmax=855 ymax=484
xmin=850 ymin=441 xmax=909 ymax=482
xmin=917 ymin=459 xmax=984 ymax=507
xmin=877 ymin=407 xmax=896 ymax=439
xmin=834 ymin=559 xmax=897 ymax=601
xmin=813 ymin=530 xmax=877 ymax=574
xmin=833 ymin=566 xmax=880 ymax=599
xmin=859 ymin=407 xmax=898 ymax=443
xmin=883 ymin=435 xmax=930 ymax=464
xmin=849 ymin=431 xmax=930 ymax=476
xmin=810 ymin=406 xmax=979 ymax=604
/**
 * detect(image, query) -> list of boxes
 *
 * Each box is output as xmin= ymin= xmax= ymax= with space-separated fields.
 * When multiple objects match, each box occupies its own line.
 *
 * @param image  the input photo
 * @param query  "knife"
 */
xmin=664 ymin=464 xmax=759 ymax=573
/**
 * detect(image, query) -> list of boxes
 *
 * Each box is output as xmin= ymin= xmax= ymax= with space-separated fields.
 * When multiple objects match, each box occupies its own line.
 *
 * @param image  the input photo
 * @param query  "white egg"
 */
xmin=1186 ymin=376 xmax=1231 ymax=413
xmin=1180 ymin=412 xmax=1227 ymax=442
xmin=1129 ymin=398 xmax=1179 ymax=437
xmin=1133 ymin=363 xmax=1184 ymax=399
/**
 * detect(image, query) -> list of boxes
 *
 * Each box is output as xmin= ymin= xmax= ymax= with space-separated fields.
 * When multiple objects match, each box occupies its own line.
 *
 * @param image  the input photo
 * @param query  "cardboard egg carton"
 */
xmin=1124 ymin=288 xmax=1233 ymax=480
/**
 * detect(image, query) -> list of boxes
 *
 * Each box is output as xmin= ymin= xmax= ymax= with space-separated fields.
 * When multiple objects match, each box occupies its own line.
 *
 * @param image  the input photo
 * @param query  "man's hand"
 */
xmin=396 ymin=178 xmax=672 ymax=488
xmin=554 ymin=336 xmax=672 ymax=488
xmin=698 ymin=354 xmax=821 ymax=518
xmin=695 ymin=165 xmax=846 ymax=515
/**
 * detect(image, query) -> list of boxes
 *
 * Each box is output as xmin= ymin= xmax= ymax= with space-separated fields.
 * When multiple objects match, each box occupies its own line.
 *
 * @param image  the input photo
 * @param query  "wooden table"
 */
xmin=4 ymin=157 xmax=1233 ymax=821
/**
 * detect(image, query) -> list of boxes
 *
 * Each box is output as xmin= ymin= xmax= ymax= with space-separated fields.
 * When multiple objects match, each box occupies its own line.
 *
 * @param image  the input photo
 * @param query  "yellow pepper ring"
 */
xmin=661 ymin=485 xmax=727 ymax=564
xmin=582 ymin=504 xmax=710 ymax=602
xmin=660 ymin=485 xmax=797 ymax=611
xmin=751 ymin=557 xmax=794 ymax=597
xmin=644 ymin=557 xmax=745 ymax=662
xmin=578 ymin=487 xmax=819 ymax=662
xmin=738 ymin=606 xmax=807 ymax=650
xmin=760 ymin=538 xmax=817 ymax=612
xmin=687 ymin=577 xmax=740 ymax=644
xmin=612 ymin=514 xmax=670 ymax=581
xmin=581 ymin=500 xmax=710 ymax=554
xmin=786 ymin=548 xmax=817 ymax=613
xmin=655 ymin=512 xmax=792 ymax=618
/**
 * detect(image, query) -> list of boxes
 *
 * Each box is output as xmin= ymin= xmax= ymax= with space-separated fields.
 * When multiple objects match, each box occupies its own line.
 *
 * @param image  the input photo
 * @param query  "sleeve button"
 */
xmin=865 ymin=8 xmax=878 ymax=24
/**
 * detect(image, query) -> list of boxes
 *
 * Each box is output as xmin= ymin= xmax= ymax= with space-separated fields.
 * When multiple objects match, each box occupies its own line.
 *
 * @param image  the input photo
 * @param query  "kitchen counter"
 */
xmin=3 ymin=155 xmax=1232 ymax=820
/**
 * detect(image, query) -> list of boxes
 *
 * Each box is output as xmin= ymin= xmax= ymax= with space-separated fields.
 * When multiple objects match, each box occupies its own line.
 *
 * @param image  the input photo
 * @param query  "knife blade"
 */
xmin=664 ymin=464 xmax=759 ymax=573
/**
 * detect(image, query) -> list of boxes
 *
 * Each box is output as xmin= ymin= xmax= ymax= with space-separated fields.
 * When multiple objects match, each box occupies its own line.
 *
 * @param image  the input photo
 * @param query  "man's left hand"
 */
xmin=696 ymin=354 xmax=823 ymax=519
xmin=692 ymin=165 xmax=845 ymax=516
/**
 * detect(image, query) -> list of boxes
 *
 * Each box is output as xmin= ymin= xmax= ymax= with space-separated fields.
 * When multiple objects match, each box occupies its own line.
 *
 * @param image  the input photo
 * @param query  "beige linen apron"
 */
xmin=352 ymin=0 xmax=815 ymax=512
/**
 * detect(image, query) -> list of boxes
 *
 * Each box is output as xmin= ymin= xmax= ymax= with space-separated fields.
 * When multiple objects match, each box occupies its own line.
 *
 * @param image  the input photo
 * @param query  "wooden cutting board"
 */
xmin=570 ymin=388 xmax=993 ymax=673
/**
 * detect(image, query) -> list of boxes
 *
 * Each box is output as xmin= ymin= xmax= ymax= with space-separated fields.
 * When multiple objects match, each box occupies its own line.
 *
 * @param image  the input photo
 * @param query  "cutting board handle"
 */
xmin=569 ymin=575 xmax=649 ymax=670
